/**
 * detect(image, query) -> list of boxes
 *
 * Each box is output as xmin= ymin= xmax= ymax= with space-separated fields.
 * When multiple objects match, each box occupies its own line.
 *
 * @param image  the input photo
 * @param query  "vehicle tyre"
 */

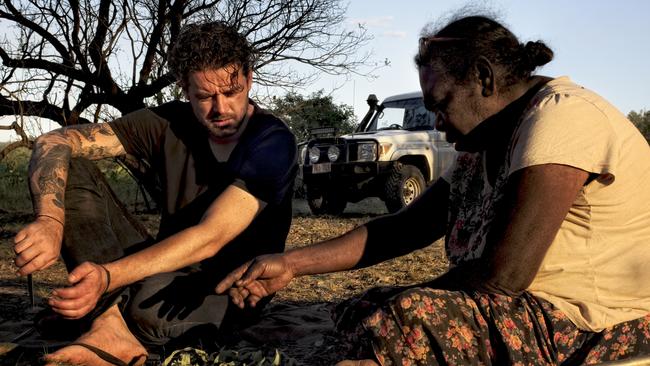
xmin=384 ymin=163 xmax=425 ymax=213
xmin=307 ymin=188 xmax=347 ymax=215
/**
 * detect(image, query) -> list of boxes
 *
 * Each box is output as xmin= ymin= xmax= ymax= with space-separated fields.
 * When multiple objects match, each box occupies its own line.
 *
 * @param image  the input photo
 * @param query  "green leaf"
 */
xmin=162 ymin=347 xmax=210 ymax=366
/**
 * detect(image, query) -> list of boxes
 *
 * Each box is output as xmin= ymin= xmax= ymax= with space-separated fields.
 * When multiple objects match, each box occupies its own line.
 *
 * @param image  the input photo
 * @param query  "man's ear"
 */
xmin=475 ymin=56 xmax=495 ymax=97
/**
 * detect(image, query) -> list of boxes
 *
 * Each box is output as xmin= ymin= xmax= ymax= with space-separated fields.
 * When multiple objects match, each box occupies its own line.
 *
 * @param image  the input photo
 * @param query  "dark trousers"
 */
xmin=60 ymin=158 xmax=261 ymax=348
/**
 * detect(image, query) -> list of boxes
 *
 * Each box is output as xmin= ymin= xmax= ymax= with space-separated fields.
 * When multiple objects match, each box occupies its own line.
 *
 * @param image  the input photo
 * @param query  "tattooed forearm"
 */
xmin=27 ymin=123 xmax=125 ymax=215
xmin=29 ymin=135 xmax=72 ymax=214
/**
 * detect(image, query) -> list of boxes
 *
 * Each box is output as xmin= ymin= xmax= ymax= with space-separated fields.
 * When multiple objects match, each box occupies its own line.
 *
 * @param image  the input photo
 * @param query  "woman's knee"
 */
xmin=392 ymin=287 xmax=461 ymax=312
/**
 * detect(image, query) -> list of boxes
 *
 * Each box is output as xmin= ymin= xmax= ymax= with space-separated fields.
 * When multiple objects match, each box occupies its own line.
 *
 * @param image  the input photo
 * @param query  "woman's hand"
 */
xmin=216 ymin=254 xmax=295 ymax=308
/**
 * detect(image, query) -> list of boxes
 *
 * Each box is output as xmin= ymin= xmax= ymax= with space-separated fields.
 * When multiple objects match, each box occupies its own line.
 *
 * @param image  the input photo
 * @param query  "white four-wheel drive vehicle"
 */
xmin=298 ymin=92 xmax=457 ymax=214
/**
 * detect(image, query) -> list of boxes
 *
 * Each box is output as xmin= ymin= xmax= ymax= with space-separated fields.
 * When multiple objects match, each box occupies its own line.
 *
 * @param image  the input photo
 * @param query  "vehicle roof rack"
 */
xmin=308 ymin=126 xmax=336 ymax=138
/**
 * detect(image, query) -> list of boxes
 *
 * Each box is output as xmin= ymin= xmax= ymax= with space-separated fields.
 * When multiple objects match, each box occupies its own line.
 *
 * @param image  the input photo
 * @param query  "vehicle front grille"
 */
xmin=307 ymin=138 xmax=376 ymax=165
xmin=311 ymin=141 xmax=347 ymax=163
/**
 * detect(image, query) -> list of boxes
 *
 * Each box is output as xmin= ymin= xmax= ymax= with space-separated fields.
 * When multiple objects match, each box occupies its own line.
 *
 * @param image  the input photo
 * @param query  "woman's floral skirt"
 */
xmin=334 ymin=286 xmax=650 ymax=365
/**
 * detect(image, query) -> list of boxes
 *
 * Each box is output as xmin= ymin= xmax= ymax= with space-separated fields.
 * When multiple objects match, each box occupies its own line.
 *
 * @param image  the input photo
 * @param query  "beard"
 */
xmin=201 ymin=116 xmax=244 ymax=140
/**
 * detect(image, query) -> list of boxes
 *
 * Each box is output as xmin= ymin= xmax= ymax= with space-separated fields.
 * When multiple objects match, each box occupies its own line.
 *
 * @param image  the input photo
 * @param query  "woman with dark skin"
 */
xmin=217 ymin=15 xmax=650 ymax=365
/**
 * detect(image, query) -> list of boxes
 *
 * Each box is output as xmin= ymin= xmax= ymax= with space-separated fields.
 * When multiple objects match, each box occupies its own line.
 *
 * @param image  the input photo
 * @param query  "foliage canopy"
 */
xmin=628 ymin=109 xmax=650 ymax=143
xmin=267 ymin=90 xmax=356 ymax=142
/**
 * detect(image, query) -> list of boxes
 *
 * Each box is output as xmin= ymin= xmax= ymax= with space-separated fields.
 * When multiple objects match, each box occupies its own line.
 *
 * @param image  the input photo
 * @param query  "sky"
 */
xmin=305 ymin=0 xmax=650 ymax=120
xmin=2 ymin=0 xmax=649 ymax=141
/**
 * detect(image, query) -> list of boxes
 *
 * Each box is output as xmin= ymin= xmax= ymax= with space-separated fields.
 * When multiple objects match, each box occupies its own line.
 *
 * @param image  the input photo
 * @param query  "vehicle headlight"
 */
xmin=357 ymin=142 xmax=377 ymax=161
xmin=299 ymin=145 xmax=307 ymax=165
xmin=327 ymin=146 xmax=340 ymax=162
xmin=308 ymin=146 xmax=321 ymax=164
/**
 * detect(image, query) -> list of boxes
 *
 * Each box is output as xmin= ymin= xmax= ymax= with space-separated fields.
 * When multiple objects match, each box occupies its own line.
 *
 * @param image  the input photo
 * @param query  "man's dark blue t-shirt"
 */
xmin=110 ymin=100 xmax=297 ymax=280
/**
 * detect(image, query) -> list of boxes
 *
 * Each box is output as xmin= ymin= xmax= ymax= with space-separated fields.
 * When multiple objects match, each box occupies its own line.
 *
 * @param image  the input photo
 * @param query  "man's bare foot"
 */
xmin=335 ymin=360 xmax=380 ymax=366
xmin=43 ymin=305 xmax=147 ymax=366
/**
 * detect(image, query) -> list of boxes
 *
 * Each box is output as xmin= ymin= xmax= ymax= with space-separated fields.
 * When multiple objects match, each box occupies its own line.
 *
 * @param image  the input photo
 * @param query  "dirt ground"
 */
xmin=0 ymin=198 xmax=449 ymax=364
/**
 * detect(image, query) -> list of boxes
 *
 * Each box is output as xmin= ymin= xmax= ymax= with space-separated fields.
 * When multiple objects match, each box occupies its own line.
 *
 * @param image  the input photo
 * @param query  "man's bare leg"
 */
xmin=44 ymin=304 xmax=147 ymax=366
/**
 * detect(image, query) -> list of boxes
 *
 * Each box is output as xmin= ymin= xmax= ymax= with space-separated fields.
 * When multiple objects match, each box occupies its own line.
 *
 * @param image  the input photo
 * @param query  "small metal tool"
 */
xmin=27 ymin=273 xmax=35 ymax=308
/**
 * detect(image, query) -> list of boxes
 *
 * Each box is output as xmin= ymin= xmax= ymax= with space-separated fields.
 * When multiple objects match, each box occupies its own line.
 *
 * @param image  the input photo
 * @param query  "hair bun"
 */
xmin=523 ymin=41 xmax=554 ymax=70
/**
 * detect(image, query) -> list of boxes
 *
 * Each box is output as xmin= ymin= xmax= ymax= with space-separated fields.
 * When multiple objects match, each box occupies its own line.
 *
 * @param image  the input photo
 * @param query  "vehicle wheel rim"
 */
xmin=403 ymin=177 xmax=421 ymax=205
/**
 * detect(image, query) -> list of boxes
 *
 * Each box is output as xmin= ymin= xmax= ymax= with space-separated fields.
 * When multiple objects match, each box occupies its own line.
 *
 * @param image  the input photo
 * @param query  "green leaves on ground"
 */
xmin=162 ymin=346 xmax=298 ymax=366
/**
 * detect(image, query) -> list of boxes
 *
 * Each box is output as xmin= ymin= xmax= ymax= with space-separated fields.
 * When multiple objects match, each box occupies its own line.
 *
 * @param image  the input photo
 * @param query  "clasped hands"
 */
xmin=215 ymin=253 xmax=295 ymax=308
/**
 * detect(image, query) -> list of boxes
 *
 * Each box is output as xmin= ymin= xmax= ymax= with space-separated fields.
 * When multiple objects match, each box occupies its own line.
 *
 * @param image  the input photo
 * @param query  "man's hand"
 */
xmin=216 ymin=254 xmax=295 ymax=308
xmin=13 ymin=215 xmax=64 ymax=276
xmin=48 ymin=261 xmax=109 ymax=319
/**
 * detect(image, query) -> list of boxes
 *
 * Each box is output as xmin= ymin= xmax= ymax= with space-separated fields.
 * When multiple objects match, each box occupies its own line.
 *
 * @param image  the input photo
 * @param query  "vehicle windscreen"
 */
xmin=370 ymin=98 xmax=436 ymax=131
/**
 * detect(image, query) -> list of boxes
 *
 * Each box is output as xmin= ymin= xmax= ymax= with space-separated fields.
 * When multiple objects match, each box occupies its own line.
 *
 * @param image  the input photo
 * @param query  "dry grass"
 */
xmin=280 ymin=215 xmax=448 ymax=304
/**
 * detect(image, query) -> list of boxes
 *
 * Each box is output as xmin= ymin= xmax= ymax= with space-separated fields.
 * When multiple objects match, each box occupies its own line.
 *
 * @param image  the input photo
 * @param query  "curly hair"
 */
xmin=415 ymin=16 xmax=553 ymax=88
xmin=167 ymin=21 xmax=256 ymax=88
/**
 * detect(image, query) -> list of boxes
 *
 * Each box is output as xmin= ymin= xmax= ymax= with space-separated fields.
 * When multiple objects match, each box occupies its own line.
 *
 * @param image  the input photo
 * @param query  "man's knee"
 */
xmin=64 ymin=158 xmax=111 ymax=219
xmin=60 ymin=158 xmax=125 ymax=267
xmin=66 ymin=157 xmax=105 ymax=189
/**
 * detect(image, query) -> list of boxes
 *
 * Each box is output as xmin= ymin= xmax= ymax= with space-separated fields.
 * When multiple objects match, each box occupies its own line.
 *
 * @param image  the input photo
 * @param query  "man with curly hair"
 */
xmin=13 ymin=21 xmax=297 ymax=365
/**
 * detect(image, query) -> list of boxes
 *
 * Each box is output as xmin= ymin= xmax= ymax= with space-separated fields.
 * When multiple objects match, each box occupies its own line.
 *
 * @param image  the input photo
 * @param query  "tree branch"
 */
xmin=0 ymin=93 xmax=91 ymax=126
xmin=0 ymin=47 xmax=94 ymax=84
xmin=136 ymin=0 xmax=169 ymax=86
xmin=0 ymin=0 xmax=374 ymax=123
xmin=0 ymin=121 xmax=32 ymax=160
xmin=0 ymin=0 xmax=73 ymax=65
